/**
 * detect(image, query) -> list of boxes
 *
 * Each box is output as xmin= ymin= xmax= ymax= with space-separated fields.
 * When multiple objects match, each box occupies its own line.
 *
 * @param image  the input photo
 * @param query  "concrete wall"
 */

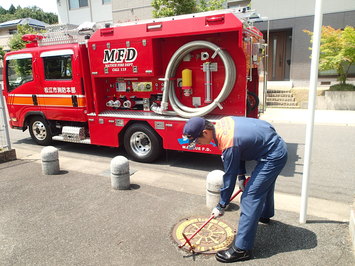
xmin=350 ymin=198 xmax=355 ymax=251
xmin=91 ymin=0 xmax=113 ymax=23
xmin=251 ymin=0 xmax=355 ymax=20
xmin=57 ymin=0 xmax=112 ymax=25
xmin=112 ymin=0 xmax=153 ymax=22
xmin=0 ymin=26 xmax=19 ymax=50
xmin=57 ymin=0 xmax=69 ymax=24
xmin=0 ymin=29 xmax=11 ymax=50
xmin=317 ymin=91 xmax=355 ymax=110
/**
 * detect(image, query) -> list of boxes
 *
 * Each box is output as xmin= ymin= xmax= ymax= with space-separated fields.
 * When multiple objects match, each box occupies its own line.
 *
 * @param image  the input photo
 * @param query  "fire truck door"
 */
xmin=39 ymin=49 xmax=86 ymax=121
xmin=4 ymin=52 xmax=42 ymax=126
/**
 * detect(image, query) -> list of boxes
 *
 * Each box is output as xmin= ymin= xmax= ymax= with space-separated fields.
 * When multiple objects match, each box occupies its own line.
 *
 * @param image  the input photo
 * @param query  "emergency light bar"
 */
xmin=22 ymin=34 xmax=44 ymax=42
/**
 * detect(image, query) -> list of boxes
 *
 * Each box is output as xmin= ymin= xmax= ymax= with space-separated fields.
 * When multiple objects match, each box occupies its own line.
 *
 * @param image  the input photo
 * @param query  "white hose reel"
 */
xmin=151 ymin=40 xmax=237 ymax=118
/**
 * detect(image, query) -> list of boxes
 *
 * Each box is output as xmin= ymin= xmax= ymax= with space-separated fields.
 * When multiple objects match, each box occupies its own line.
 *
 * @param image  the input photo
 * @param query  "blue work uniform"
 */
xmin=215 ymin=116 xmax=288 ymax=250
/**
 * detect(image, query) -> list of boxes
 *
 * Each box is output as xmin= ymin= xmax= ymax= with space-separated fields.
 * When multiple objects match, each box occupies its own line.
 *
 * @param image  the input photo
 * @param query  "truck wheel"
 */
xmin=124 ymin=123 xmax=163 ymax=163
xmin=247 ymin=91 xmax=259 ymax=113
xmin=29 ymin=116 xmax=53 ymax=146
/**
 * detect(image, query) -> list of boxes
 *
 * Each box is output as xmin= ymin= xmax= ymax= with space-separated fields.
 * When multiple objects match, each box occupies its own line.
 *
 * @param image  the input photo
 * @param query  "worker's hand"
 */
xmin=211 ymin=203 xmax=225 ymax=218
xmin=237 ymin=175 xmax=246 ymax=191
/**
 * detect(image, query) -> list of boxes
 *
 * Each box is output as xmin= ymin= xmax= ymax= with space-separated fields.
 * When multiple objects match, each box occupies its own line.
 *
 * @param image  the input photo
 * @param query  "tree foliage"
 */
xmin=198 ymin=0 xmax=225 ymax=12
xmin=8 ymin=4 xmax=16 ymax=14
xmin=152 ymin=0 xmax=226 ymax=18
xmin=152 ymin=0 xmax=197 ymax=18
xmin=0 ymin=47 xmax=5 ymax=60
xmin=8 ymin=25 xmax=40 ymax=51
xmin=304 ymin=26 xmax=355 ymax=85
xmin=0 ymin=5 xmax=58 ymax=24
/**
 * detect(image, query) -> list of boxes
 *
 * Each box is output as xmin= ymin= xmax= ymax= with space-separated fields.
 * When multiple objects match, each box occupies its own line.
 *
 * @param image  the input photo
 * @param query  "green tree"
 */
xmin=198 ymin=0 xmax=225 ymax=12
xmin=8 ymin=4 xmax=16 ymax=14
xmin=0 ymin=13 xmax=15 ymax=23
xmin=152 ymin=0 xmax=226 ymax=18
xmin=0 ymin=6 xmax=7 ymax=15
xmin=305 ymin=25 xmax=355 ymax=86
xmin=8 ymin=24 xmax=40 ymax=51
xmin=0 ymin=46 xmax=5 ymax=60
xmin=152 ymin=0 xmax=198 ymax=18
xmin=0 ymin=5 xmax=58 ymax=24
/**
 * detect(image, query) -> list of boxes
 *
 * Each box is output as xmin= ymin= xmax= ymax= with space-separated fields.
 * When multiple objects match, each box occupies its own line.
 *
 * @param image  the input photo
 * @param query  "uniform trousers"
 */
xmin=234 ymin=139 xmax=288 ymax=250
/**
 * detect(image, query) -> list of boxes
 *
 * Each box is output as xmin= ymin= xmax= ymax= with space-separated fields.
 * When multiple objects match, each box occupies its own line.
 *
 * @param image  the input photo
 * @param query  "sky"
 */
xmin=0 ymin=0 xmax=58 ymax=14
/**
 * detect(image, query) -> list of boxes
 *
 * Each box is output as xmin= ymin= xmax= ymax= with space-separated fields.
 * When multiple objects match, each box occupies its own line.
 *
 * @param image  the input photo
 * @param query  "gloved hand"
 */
xmin=237 ymin=175 xmax=246 ymax=191
xmin=211 ymin=203 xmax=225 ymax=218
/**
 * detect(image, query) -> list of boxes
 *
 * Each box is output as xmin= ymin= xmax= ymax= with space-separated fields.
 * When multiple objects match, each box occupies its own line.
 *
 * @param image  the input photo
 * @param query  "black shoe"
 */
xmin=259 ymin=217 xmax=270 ymax=224
xmin=216 ymin=246 xmax=251 ymax=263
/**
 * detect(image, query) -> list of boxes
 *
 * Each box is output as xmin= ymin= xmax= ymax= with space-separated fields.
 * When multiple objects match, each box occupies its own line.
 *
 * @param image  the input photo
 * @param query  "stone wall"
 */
xmin=317 ymin=91 xmax=355 ymax=110
xmin=291 ymin=88 xmax=326 ymax=109
xmin=290 ymin=89 xmax=355 ymax=110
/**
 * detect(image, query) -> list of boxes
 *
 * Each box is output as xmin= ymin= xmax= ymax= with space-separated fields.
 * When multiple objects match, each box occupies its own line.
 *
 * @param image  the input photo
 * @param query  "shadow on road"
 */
xmin=254 ymin=221 xmax=317 ymax=259
xmin=13 ymin=137 xmax=301 ymax=177
xmin=282 ymin=143 xmax=301 ymax=177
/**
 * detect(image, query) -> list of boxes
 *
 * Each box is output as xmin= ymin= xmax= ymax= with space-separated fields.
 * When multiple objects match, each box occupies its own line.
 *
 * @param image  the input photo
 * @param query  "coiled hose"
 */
xmin=152 ymin=40 xmax=236 ymax=118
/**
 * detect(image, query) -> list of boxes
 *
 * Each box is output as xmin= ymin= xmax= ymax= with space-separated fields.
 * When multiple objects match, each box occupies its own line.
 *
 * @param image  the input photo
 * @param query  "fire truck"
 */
xmin=3 ymin=8 xmax=265 ymax=162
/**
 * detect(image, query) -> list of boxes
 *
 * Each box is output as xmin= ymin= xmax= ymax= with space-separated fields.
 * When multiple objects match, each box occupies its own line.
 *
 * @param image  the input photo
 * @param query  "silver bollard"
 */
xmin=41 ymin=146 xmax=60 ymax=175
xmin=111 ymin=156 xmax=130 ymax=190
xmin=206 ymin=170 xmax=224 ymax=209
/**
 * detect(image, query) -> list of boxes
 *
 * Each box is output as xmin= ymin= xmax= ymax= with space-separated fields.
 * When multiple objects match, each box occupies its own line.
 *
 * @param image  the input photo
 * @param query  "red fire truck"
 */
xmin=3 ymin=8 xmax=265 ymax=162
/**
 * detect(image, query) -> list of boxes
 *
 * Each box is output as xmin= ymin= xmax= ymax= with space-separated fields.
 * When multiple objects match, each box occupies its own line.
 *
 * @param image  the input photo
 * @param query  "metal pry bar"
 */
xmin=178 ymin=176 xmax=250 ymax=250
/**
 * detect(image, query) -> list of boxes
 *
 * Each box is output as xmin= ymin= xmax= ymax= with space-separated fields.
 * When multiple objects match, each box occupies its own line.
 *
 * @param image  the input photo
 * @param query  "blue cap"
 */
xmin=183 ymin=117 xmax=206 ymax=143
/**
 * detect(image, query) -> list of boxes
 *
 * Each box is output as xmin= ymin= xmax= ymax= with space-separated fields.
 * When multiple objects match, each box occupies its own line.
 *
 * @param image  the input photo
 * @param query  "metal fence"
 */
xmin=0 ymin=83 xmax=12 ymax=151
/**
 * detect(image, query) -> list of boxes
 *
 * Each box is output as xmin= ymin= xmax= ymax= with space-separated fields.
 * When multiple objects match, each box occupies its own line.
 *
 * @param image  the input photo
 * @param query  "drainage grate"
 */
xmin=172 ymin=216 xmax=235 ymax=254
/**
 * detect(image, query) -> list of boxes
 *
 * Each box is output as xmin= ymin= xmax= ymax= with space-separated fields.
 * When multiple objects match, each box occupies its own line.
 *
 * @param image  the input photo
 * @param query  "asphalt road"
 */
xmin=8 ymin=122 xmax=355 ymax=206
xmin=1 ymin=158 xmax=353 ymax=266
xmin=2 ymin=121 xmax=355 ymax=265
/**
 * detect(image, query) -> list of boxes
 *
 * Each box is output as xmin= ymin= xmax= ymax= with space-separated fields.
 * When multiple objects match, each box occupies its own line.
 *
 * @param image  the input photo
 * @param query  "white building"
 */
xmin=56 ymin=0 xmax=355 ymax=86
xmin=112 ymin=0 xmax=153 ymax=22
xmin=57 ymin=0 xmax=113 ymax=26
xmin=250 ymin=0 xmax=355 ymax=86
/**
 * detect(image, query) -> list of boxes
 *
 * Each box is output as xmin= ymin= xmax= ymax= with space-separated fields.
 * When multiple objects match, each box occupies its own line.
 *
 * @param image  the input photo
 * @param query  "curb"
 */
xmin=0 ymin=149 xmax=17 ymax=163
xmin=350 ymin=198 xmax=355 ymax=252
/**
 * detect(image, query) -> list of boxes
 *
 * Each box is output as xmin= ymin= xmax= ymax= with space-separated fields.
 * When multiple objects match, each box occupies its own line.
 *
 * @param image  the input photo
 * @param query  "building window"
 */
xmin=6 ymin=58 xmax=33 ymax=92
xmin=43 ymin=55 xmax=72 ymax=80
xmin=69 ymin=0 xmax=88 ymax=9
xmin=102 ymin=0 xmax=111 ymax=4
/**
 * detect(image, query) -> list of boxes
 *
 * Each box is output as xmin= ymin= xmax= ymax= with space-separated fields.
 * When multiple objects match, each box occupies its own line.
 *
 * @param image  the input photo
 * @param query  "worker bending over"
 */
xmin=183 ymin=116 xmax=288 ymax=263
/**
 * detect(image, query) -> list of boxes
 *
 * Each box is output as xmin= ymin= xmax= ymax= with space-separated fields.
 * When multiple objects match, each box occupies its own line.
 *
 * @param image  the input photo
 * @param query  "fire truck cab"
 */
xmin=3 ymin=8 xmax=265 ymax=162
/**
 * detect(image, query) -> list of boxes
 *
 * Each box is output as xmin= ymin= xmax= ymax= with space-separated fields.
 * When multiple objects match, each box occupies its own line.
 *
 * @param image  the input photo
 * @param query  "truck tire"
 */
xmin=29 ymin=116 xmax=53 ymax=146
xmin=124 ymin=123 xmax=163 ymax=163
xmin=247 ymin=91 xmax=259 ymax=113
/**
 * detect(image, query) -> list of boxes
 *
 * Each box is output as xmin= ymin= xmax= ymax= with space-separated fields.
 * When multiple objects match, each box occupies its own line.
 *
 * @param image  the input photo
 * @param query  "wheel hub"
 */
xmin=130 ymin=132 xmax=151 ymax=156
xmin=32 ymin=121 xmax=47 ymax=140
xmin=140 ymin=137 xmax=149 ymax=146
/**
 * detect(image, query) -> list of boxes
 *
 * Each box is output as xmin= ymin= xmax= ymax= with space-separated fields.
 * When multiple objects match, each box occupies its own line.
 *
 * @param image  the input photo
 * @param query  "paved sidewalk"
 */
xmin=0 ymin=159 xmax=354 ymax=266
xmin=260 ymin=108 xmax=355 ymax=126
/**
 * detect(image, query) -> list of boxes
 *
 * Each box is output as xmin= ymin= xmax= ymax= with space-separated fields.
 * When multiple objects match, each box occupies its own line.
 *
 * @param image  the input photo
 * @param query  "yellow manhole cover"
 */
xmin=172 ymin=216 xmax=235 ymax=254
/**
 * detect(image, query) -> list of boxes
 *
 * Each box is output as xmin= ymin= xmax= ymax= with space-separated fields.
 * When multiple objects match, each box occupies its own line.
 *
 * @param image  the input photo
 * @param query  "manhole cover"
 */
xmin=172 ymin=216 xmax=235 ymax=254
